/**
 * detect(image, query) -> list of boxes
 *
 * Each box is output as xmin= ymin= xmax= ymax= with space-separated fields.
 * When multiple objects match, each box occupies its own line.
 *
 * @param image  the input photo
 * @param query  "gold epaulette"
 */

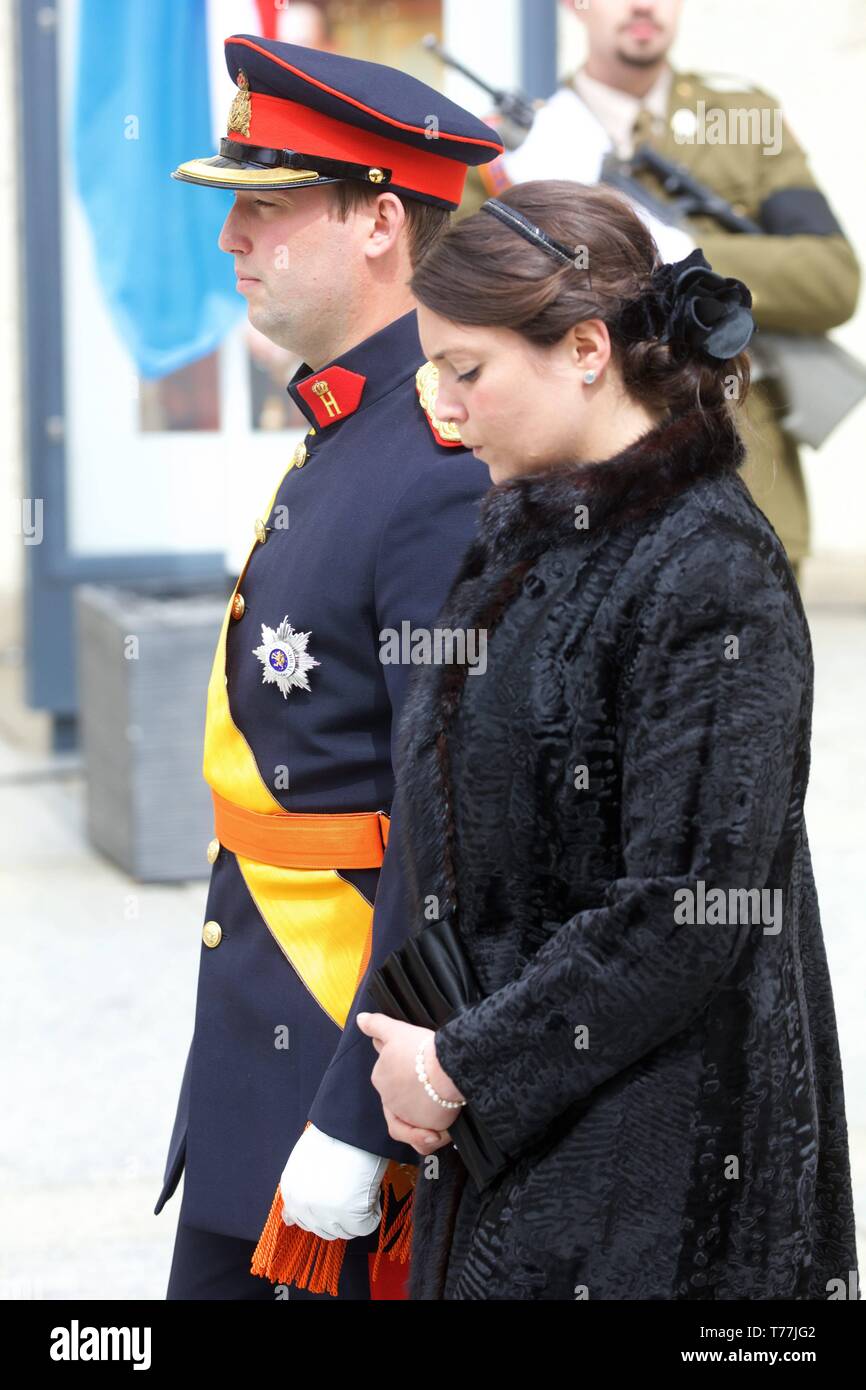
xmin=415 ymin=362 xmax=464 ymax=448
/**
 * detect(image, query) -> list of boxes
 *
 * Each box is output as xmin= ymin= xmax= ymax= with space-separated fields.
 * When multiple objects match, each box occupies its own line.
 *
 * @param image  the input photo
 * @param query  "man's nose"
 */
xmin=218 ymin=204 xmax=252 ymax=255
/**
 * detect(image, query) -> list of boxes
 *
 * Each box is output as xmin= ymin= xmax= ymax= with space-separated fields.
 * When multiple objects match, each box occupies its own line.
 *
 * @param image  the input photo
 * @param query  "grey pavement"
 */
xmin=1 ymin=603 xmax=864 ymax=1301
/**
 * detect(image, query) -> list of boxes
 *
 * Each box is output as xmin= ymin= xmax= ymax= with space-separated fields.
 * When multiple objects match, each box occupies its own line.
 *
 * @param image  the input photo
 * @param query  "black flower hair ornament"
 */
xmin=611 ymin=248 xmax=755 ymax=361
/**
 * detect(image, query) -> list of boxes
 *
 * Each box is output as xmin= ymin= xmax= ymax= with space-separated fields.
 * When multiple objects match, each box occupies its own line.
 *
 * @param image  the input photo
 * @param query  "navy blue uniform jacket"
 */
xmin=154 ymin=310 xmax=489 ymax=1241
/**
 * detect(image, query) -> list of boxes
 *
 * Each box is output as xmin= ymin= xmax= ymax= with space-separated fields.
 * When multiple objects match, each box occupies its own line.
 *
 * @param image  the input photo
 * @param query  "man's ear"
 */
xmin=365 ymin=192 xmax=407 ymax=258
xmin=379 ymin=191 xmax=406 ymax=235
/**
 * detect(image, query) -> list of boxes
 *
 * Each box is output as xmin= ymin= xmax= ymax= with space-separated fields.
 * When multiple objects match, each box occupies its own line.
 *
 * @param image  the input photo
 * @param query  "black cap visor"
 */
xmin=173 ymin=140 xmax=396 ymax=192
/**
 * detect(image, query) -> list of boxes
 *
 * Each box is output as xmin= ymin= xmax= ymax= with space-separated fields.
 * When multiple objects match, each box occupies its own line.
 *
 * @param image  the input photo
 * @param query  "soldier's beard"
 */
xmin=616 ymin=47 xmax=668 ymax=68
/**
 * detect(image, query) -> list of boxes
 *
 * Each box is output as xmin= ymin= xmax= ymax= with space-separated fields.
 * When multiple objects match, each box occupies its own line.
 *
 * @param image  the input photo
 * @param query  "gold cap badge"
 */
xmin=227 ymin=69 xmax=252 ymax=138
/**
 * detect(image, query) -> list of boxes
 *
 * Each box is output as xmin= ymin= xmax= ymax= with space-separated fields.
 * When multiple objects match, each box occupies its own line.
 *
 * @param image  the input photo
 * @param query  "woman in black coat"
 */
xmin=356 ymin=183 xmax=858 ymax=1300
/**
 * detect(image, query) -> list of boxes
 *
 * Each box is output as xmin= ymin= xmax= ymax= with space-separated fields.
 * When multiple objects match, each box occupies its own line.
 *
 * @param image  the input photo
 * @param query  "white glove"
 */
xmin=279 ymin=1124 xmax=390 ymax=1241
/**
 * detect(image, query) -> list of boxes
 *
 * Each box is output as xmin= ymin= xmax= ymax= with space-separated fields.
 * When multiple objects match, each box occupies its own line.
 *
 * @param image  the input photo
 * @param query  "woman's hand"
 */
xmin=382 ymin=1104 xmax=452 ymax=1156
xmin=356 ymin=1013 xmax=466 ymax=1153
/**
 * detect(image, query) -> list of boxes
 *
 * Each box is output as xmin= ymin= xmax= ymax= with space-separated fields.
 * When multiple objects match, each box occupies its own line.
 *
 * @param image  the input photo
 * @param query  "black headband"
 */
xmin=481 ymin=198 xmax=583 ymax=269
xmin=479 ymin=199 xmax=755 ymax=361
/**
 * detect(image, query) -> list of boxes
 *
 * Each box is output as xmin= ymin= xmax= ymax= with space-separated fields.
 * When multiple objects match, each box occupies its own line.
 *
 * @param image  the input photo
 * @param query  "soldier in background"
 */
xmin=460 ymin=0 xmax=861 ymax=580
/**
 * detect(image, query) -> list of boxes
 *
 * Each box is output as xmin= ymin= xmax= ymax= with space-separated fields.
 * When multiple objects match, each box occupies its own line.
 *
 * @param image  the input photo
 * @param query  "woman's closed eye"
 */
xmin=457 ymin=366 xmax=480 ymax=383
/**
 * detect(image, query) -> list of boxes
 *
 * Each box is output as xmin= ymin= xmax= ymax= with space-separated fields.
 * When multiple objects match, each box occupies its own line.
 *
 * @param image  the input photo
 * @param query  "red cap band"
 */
xmin=228 ymin=93 xmax=468 ymax=205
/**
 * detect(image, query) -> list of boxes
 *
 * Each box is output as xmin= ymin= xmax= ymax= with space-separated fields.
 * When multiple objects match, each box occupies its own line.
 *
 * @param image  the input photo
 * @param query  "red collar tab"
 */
xmin=295 ymin=366 xmax=367 ymax=428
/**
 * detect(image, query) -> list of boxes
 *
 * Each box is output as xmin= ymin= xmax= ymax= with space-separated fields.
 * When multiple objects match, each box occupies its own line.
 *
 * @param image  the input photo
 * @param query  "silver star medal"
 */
xmin=252 ymin=616 xmax=320 ymax=698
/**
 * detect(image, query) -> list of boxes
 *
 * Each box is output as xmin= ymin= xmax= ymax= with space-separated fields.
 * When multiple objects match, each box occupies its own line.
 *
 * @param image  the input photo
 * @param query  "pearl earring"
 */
xmin=583 ymin=369 xmax=597 ymax=385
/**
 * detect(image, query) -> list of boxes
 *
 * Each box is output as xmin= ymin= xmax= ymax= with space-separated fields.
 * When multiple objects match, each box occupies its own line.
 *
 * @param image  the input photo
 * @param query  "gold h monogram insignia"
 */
xmin=312 ymin=380 xmax=342 ymax=419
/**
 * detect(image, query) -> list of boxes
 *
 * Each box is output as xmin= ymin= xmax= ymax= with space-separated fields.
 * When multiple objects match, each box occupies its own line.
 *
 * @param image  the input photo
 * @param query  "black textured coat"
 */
xmin=391 ymin=406 xmax=858 ymax=1300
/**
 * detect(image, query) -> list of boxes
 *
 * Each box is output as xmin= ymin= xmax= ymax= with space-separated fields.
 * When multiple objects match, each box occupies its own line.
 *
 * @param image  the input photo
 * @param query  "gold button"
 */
xmin=202 ymin=920 xmax=222 ymax=948
xmin=292 ymin=440 xmax=308 ymax=469
xmin=231 ymin=592 xmax=245 ymax=620
xmin=254 ymin=518 xmax=268 ymax=544
xmin=206 ymin=837 xmax=220 ymax=864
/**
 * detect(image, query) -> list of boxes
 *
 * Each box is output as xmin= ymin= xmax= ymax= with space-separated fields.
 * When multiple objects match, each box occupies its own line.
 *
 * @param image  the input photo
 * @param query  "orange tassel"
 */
xmin=250 ymin=1155 xmax=416 ymax=1296
xmin=371 ymin=1165 xmax=414 ymax=1284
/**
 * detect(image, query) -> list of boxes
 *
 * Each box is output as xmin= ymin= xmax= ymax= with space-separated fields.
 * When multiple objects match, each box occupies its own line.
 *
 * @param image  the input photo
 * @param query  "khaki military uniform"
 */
xmin=460 ymin=69 xmax=861 ymax=568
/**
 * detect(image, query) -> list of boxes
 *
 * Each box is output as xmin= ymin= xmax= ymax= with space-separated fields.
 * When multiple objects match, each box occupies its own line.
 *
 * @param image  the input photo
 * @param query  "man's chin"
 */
xmin=616 ymin=44 xmax=669 ymax=68
xmin=248 ymin=310 xmax=295 ymax=353
xmin=247 ymin=306 xmax=273 ymax=333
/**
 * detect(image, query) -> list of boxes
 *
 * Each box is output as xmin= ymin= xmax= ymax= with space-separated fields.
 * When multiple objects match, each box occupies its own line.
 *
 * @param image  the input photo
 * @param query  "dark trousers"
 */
xmin=166 ymin=1217 xmax=381 ymax=1301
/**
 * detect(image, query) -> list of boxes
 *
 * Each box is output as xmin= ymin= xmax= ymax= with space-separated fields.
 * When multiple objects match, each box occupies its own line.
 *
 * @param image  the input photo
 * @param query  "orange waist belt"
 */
xmin=211 ymin=789 xmax=390 ymax=869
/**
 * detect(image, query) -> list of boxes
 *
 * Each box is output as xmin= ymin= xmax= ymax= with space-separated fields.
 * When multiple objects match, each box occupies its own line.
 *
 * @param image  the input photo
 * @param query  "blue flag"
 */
xmin=72 ymin=0 xmax=243 ymax=379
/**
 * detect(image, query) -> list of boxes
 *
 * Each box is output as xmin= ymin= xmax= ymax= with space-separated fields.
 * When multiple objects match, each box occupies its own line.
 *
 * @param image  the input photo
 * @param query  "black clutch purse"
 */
xmin=367 ymin=915 xmax=511 ymax=1192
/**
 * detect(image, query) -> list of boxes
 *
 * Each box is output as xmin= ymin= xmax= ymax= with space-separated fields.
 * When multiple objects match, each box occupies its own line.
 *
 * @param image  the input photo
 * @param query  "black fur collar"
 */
xmin=473 ymin=406 xmax=745 ymax=564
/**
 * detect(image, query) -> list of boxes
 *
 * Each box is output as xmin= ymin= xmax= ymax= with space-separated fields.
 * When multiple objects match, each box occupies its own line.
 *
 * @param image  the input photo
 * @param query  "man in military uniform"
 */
xmin=154 ymin=33 xmax=503 ymax=1299
xmin=462 ymin=0 xmax=861 ymax=577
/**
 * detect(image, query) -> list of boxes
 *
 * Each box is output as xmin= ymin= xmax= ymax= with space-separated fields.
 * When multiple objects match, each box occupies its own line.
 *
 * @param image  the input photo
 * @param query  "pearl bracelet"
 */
xmin=416 ymin=1041 xmax=466 ymax=1110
